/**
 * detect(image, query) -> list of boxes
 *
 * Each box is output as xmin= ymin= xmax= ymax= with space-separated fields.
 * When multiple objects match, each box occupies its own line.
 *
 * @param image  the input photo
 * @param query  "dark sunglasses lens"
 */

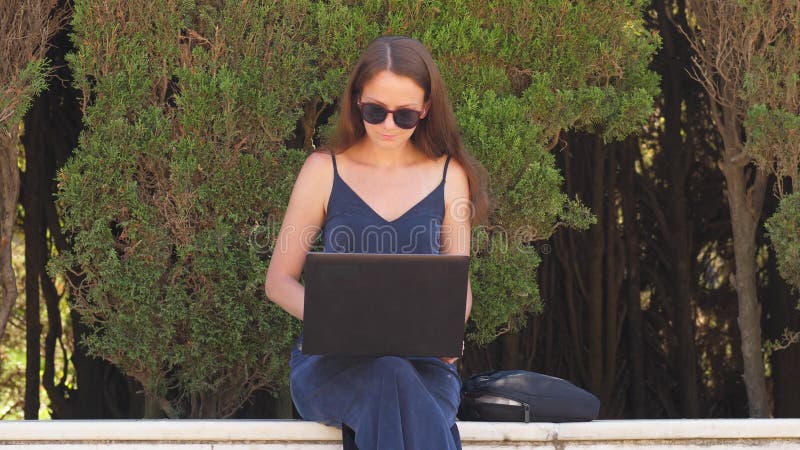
xmin=393 ymin=109 xmax=420 ymax=129
xmin=360 ymin=103 xmax=421 ymax=129
xmin=361 ymin=103 xmax=387 ymax=124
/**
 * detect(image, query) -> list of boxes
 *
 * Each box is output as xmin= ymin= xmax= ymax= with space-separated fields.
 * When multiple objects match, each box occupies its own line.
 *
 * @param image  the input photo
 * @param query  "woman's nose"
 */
xmin=381 ymin=112 xmax=398 ymax=129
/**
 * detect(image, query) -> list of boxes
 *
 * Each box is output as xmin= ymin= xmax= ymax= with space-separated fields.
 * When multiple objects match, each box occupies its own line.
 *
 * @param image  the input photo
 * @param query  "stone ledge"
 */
xmin=1 ymin=419 xmax=799 ymax=449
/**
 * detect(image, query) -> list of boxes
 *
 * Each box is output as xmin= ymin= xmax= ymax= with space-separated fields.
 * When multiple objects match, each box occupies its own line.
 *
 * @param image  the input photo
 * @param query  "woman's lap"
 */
xmin=289 ymin=341 xmax=461 ymax=428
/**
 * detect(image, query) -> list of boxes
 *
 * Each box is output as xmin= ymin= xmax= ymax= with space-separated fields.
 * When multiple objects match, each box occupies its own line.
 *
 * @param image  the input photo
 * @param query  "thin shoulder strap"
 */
xmin=331 ymin=152 xmax=339 ymax=177
xmin=442 ymin=154 xmax=452 ymax=182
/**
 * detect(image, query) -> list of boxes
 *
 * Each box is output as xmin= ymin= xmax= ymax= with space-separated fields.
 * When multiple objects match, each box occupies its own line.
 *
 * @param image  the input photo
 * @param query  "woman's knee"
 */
xmin=372 ymin=356 xmax=417 ymax=379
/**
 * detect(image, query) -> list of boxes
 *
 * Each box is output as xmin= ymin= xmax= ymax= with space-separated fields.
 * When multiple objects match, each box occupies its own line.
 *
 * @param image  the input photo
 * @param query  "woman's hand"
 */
xmin=440 ymin=340 xmax=464 ymax=365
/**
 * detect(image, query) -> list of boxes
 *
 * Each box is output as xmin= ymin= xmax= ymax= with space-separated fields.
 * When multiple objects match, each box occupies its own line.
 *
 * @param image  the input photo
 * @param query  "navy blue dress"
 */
xmin=290 ymin=152 xmax=462 ymax=450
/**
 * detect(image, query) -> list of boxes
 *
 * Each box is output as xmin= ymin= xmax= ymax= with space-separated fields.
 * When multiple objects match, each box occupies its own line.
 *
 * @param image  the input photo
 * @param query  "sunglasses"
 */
xmin=357 ymin=101 xmax=426 ymax=129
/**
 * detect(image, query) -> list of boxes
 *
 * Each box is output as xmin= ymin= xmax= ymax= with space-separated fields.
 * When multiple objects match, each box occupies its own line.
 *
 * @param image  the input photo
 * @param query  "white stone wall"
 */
xmin=1 ymin=419 xmax=799 ymax=449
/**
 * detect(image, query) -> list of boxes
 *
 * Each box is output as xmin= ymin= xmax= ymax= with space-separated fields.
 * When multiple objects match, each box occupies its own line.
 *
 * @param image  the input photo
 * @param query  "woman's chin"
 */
xmin=367 ymin=134 xmax=409 ymax=150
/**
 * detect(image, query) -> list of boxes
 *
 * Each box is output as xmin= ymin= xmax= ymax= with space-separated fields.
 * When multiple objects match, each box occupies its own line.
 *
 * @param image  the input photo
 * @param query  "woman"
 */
xmin=264 ymin=35 xmax=488 ymax=450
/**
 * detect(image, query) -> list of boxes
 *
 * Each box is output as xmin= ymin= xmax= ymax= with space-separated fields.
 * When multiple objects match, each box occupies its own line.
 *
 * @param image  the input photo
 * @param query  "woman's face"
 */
xmin=358 ymin=70 xmax=427 ymax=151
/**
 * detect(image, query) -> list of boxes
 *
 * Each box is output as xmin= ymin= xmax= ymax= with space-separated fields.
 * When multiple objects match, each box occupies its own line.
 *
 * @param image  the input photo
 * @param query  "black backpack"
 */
xmin=458 ymin=370 xmax=600 ymax=423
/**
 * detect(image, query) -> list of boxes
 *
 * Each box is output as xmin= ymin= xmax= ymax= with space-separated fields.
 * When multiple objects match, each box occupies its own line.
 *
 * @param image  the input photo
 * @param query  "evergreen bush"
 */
xmin=53 ymin=0 xmax=315 ymax=418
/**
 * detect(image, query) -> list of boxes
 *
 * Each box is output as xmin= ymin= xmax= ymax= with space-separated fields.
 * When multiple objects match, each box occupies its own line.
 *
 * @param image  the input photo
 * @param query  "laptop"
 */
xmin=302 ymin=252 xmax=470 ymax=357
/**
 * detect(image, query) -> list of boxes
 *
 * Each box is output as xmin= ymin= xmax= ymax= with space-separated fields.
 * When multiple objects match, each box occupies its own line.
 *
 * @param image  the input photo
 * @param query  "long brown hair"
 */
xmin=325 ymin=35 xmax=489 ymax=225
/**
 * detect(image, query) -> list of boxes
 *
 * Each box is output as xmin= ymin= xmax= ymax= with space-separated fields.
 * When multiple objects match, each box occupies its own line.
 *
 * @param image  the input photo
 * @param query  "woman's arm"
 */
xmin=440 ymin=157 xmax=473 ymax=323
xmin=264 ymin=152 xmax=331 ymax=321
xmin=439 ymin=158 xmax=472 ymax=364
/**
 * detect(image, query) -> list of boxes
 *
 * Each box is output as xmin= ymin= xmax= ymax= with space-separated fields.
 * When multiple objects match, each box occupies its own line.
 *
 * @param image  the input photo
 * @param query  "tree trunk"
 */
xmin=41 ymin=272 xmax=68 ymax=417
xmin=22 ymin=118 xmax=47 ymax=419
xmin=587 ymin=136 xmax=606 ymax=400
xmin=553 ymin=144 xmax=589 ymax=385
xmin=70 ymin=309 xmax=115 ymax=418
xmin=656 ymin=0 xmax=700 ymax=417
xmin=620 ymin=137 xmax=645 ymax=418
xmin=23 ymin=254 xmax=42 ymax=421
xmin=721 ymin=158 xmax=770 ymax=417
xmin=669 ymin=180 xmax=699 ymax=418
xmin=23 ymin=64 xmax=67 ymax=418
xmin=603 ymin=143 xmax=621 ymax=411
xmin=0 ymin=130 xmax=20 ymax=344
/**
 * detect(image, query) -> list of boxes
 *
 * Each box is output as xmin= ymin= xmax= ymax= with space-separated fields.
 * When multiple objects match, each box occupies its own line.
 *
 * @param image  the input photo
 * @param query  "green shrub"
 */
xmin=53 ymin=0 xmax=315 ymax=418
xmin=766 ymin=193 xmax=800 ymax=294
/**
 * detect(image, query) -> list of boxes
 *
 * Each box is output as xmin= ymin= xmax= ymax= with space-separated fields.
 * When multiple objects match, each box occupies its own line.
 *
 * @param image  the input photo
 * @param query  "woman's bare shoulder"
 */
xmin=292 ymin=150 xmax=335 ymax=212
xmin=303 ymin=149 xmax=333 ymax=169
xmin=444 ymin=156 xmax=468 ymax=187
xmin=443 ymin=156 xmax=469 ymax=202
xmin=297 ymin=150 xmax=334 ymax=184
